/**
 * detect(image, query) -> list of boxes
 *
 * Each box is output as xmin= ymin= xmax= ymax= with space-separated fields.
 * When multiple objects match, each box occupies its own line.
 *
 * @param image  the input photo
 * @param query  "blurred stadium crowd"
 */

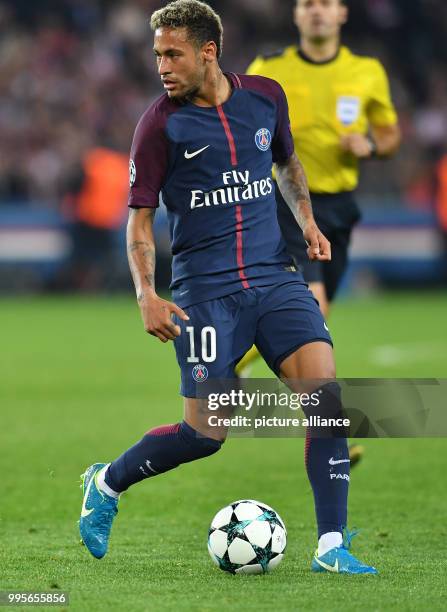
xmin=1 ymin=0 xmax=447 ymax=208
xmin=1 ymin=0 xmax=447 ymax=292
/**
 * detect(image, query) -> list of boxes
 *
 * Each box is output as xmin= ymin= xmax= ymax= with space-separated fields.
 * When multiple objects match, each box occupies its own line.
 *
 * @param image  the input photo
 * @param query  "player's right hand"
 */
xmin=138 ymin=293 xmax=189 ymax=343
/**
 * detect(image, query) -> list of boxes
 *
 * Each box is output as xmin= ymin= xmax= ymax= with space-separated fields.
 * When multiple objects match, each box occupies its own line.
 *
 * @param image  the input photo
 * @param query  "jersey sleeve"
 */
xmin=367 ymin=60 xmax=398 ymax=127
xmin=271 ymin=82 xmax=294 ymax=164
xmin=128 ymin=106 xmax=169 ymax=209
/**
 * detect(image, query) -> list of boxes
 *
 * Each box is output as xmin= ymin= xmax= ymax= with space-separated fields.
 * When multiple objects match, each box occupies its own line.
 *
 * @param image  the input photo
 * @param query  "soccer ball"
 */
xmin=207 ymin=499 xmax=287 ymax=574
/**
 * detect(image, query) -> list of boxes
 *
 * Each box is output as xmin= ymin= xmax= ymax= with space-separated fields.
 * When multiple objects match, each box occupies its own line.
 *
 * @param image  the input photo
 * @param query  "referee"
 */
xmin=246 ymin=0 xmax=401 ymax=318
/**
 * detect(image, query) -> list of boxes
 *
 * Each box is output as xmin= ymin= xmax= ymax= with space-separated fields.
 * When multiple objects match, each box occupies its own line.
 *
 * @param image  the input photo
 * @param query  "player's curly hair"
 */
xmin=150 ymin=0 xmax=223 ymax=59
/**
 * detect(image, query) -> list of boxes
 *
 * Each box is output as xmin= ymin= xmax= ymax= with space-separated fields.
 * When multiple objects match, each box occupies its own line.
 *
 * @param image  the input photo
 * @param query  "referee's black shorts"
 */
xmin=275 ymin=182 xmax=361 ymax=302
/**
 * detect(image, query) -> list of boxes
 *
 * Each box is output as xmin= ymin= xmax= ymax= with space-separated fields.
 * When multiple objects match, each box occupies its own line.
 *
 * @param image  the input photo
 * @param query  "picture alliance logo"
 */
xmin=192 ymin=364 xmax=208 ymax=382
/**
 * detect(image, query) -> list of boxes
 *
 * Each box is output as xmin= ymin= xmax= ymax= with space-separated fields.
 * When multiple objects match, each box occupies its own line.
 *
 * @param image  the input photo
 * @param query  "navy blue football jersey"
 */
xmin=129 ymin=72 xmax=299 ymax=307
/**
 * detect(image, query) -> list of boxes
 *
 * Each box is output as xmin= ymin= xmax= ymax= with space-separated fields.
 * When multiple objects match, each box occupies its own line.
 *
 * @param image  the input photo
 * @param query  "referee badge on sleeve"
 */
xmin=337 ymin=96 xmax=360 ymax=126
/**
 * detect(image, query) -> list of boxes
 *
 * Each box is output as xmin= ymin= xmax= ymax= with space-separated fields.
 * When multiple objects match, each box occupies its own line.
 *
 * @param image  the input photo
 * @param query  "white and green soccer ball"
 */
xmin=208 ymin=499 xmax=287 ymax=574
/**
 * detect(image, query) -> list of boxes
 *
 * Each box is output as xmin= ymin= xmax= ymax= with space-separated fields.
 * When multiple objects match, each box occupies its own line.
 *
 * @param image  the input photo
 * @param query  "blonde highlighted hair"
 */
xmin=151 ymin=0 xmax=223 ymax=58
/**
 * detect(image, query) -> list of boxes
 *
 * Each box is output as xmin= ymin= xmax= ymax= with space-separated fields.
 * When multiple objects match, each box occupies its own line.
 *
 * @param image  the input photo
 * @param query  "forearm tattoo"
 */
xmin=275 ymin=153 xmax=313 ymax=229
xmin=127 ymin=209 xmax=156 ymax=300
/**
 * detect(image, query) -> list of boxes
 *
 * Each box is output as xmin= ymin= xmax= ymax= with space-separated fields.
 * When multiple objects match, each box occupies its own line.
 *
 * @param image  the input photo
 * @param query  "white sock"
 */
xmin=96 ymin=464 xmax=120 ymax=499
xmin=318 ymin=532 xmax=343 ymax=556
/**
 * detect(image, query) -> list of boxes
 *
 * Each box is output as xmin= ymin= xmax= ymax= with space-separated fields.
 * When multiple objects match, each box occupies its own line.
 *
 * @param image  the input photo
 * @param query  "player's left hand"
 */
xmin=303 ymin=223 xmax=331 ymax=261
xmin=340 ymin=133 xmax=374 ymax=159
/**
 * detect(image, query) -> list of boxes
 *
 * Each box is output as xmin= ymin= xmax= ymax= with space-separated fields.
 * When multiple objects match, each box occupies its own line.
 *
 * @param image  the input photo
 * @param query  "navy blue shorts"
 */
xmin=173 ymin=280 xmax=332 ymax=398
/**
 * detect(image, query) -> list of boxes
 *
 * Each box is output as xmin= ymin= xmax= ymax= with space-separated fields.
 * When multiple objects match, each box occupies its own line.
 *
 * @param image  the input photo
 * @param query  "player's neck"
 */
xmin=191 ymin=68 xmax=232 ymax=108
xmin=299 ymin=38 xmax=340 ymax=63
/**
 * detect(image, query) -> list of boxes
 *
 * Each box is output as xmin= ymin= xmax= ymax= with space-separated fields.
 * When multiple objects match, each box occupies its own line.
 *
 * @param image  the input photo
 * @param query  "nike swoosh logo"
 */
xmin=184 ymin=145 xmax=210 ymax=159
xmin=81 ymin=472 xmax=96 ymax=518
xmin=145 ymin=460 xmax=158 ymax=474
xmin=324 ymin=323 xmax=329 ymax=331
xmin=315 ymin=556 xmax=339 ymax=573
xmin=329 ymin=457 xmax=350 ymax=465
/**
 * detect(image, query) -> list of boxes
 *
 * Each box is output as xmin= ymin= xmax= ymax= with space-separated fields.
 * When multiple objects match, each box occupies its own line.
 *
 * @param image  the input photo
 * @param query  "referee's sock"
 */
xmin=100 ymin=422 xmax=221 ymax=494
xmin=303 ymin=382 xmax=350 ymax=552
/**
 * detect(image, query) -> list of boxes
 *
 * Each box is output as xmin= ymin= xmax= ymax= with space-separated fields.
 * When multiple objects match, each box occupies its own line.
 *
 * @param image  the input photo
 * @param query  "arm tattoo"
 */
xmin=128 ymin=240 xmax=149 ymax=253
xmin=275 ymin=153 xmax=313 ymax=229
xmin=126 ymin=208 xmax=157 ymax=300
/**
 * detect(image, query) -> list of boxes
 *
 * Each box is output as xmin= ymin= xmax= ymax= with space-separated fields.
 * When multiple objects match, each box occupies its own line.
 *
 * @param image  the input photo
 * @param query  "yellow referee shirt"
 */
xmin=247 ymin=46 xmax=398 ymax=193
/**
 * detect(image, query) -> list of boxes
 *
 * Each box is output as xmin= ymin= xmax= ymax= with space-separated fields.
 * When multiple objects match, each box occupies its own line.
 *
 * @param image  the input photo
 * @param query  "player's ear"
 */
xmin=293 ymin=2 xmax=300 ymax=29
xmin=339 ymin=1 xmax=348 ymax=26
xmin=202 ymin=40 xmax=218 ymax=63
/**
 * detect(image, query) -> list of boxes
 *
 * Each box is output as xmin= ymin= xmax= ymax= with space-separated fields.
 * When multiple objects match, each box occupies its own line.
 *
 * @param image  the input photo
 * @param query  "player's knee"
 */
xmin=311 ymin=381 xmax=342 ymax=417
xmin=318 ymin=347 xmax=336 ymax=379
xmin=303 ymin=381 xmax=347 ymax=437
xmin=324 ymin=362 xmax=336 ymax=379
xmin=183 ymin=400 xmax=229 ymax=444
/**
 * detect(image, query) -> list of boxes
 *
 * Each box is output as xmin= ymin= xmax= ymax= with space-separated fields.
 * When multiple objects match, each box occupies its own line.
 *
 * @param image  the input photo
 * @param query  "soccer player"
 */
xmin=79 ymin=0 xmax=377 ymax=575
xmin=238 ymin=0 xmax=400 ymax=378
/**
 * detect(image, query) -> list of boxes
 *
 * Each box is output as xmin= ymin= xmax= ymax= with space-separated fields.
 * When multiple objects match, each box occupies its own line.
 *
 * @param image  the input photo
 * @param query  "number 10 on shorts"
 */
xmin=186 ymin=326 xmax=216 ymax=363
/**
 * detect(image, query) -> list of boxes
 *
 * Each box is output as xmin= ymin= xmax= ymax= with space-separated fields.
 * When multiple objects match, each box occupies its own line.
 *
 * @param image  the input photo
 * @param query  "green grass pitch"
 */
xmin=1 ymin=292 xmax=447 ymax=611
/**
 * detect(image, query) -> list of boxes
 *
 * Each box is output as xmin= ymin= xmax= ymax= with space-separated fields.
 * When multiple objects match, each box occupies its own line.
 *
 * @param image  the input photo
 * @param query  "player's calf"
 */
xmin=104 ymin=421 xmax=222 ymax=494
xmin=303 ymin=382 xmax=350 ymax=547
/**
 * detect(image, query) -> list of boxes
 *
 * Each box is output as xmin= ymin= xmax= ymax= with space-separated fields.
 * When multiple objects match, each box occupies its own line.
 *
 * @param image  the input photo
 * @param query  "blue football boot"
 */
xmin=79 ymin=463 xmax=118 ymax=559
xmin=311 ymin=529 xmax=378 ymax=575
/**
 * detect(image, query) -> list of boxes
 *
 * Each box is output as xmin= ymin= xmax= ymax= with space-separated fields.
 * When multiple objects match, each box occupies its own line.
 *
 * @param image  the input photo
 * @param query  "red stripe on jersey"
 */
xmin=235 ymin=205 xmax=250 ymax=289
xmin=217 ymin=105 xmax=249 ymax=289
xmin=217 ymin=104 xmax=238 ymax=166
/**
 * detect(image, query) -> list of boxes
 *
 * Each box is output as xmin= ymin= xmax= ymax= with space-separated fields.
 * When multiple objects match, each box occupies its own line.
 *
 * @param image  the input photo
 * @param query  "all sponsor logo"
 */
xmin=255 ymin=128 xmax=272 ymax=151
xmin=184 ymin=145 xmax=210 ymax=159
xmin=129 ymin=159 xmax=136 ymax=186
xmin=190 ymin=169 xmax=273 ymax=209
xmin=192 ymin=364 xmax=208 ymax=382
xmin=330 ymin=473 xmax=350 ymax=481
xmin=328 ymin=457 xmax=349 ymax=466
xmin=336 ymin=96 xmax=361 ymax=126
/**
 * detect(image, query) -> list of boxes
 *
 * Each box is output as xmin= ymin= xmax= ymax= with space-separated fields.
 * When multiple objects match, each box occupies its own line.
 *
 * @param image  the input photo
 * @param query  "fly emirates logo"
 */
xmin=190 ymin=170 xmax=273 ymax=209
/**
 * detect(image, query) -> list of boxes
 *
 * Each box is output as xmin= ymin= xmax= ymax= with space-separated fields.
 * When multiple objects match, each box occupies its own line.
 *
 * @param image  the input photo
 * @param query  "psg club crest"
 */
xmin=192 ymin=364 xmax=208 ymax=382
xmin=129 ymin=159 xmax=136 ymax=186
xmin=255 ymin=128 xmax=272 ymax=152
